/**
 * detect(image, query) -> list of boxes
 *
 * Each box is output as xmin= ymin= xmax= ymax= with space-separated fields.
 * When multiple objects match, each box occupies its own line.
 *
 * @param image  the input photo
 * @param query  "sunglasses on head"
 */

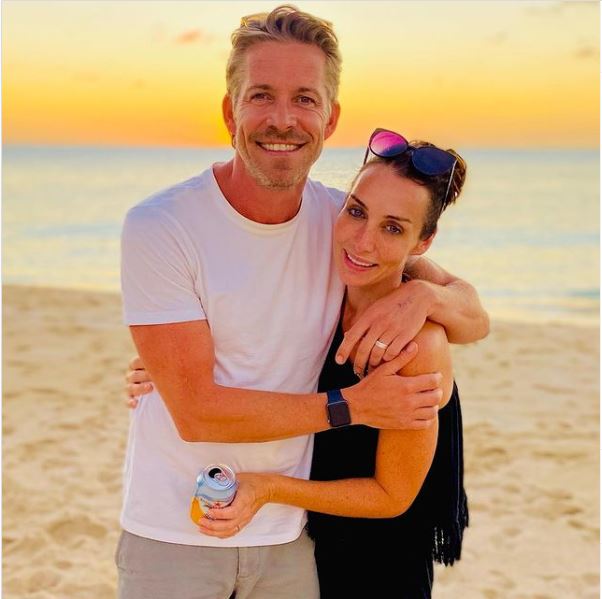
xmin=363 ymin=128 xmax=458 ymax=207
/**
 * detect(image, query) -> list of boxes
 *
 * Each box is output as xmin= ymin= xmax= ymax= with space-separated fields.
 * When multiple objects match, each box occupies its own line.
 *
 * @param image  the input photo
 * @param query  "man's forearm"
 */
xmin=130 ymin=322 xmax=442 ymax=443
xmin=423 ymin=278 xmax=489 ymax=344
xmin=156 ymin=368 xmax=441 ymax=444
xmin=173 ymin=382 xmax=329 ymax=442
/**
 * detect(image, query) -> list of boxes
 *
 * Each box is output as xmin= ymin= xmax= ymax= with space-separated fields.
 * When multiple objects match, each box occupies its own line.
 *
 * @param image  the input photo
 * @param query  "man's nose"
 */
xmin=266 ymin=99 xmax=297 ymax=130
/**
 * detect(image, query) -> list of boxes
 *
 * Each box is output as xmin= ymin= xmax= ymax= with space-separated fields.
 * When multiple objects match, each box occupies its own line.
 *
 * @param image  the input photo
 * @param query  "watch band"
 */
xmin=326 ymin=389 xmax=351 ymax=428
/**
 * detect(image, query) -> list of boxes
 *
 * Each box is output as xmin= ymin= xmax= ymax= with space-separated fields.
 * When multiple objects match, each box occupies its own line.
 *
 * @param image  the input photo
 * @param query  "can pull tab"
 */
xmin=208 ymin=467 xmax=229 ymax=486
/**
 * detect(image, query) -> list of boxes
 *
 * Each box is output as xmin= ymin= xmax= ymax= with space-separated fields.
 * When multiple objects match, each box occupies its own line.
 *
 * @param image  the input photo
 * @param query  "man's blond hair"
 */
xmin=226 ymin=4 xmax=342 ymax=103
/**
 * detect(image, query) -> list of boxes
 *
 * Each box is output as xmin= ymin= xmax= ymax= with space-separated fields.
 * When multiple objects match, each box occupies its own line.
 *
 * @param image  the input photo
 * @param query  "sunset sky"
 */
xmin=3 ymin=1 xmax=599 ymax=148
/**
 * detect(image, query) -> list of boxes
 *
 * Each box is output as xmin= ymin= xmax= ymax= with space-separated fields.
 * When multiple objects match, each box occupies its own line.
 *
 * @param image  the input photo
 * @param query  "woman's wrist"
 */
xmin=259 ymin=473 xmax=277 ymax=505
xmin=239 ymin=472 xmax=276 ymax=507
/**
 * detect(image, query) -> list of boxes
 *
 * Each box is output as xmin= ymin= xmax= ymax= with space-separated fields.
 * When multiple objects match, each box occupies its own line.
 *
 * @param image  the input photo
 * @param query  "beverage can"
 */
xmin=190 ymin=464 xmax=238 ymax=524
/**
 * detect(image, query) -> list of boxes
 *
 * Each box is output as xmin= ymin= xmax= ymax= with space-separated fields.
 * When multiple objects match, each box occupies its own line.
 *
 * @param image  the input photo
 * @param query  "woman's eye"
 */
xmin=347 ymin=207 xmax=364 ymax=218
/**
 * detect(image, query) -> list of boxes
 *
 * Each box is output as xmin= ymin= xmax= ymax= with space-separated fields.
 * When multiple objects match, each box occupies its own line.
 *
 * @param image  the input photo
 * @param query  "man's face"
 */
xmin=224 ymin=41 xmax=339 ymax=189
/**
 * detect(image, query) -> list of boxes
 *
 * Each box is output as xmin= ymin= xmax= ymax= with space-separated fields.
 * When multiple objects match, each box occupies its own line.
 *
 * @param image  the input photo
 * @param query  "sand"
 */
xmin=3 ymin=284 xmax=599 ymax=599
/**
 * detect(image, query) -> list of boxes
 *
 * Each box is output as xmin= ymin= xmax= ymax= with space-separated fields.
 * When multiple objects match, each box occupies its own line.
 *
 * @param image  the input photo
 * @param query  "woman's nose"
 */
xmin=354 ymin=225 xmax=376 ymax=253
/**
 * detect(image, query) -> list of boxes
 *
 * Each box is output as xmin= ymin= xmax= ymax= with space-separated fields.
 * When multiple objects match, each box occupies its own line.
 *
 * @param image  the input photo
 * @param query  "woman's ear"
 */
xmin=411 ymin=229 xmax=437 ymax=256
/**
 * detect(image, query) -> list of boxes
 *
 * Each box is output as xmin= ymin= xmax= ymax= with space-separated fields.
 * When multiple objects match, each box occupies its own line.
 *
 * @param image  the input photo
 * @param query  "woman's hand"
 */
xmin=197 ymin=473 xmax=273 ymax=538
xmin=335 ymin=279 xmax=434 ymax=376
xmin=124 ymin=355 xmax=154 ymax=408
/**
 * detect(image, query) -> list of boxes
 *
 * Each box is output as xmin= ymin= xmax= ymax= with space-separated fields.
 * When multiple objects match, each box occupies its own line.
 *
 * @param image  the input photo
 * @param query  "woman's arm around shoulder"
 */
xmin=371 ymin=320 xmax=453 ymax=517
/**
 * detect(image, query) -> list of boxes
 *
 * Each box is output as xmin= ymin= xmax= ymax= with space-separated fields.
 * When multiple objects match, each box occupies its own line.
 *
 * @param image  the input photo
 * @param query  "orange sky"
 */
xmin=3 ymin=1 xmax=599 ymax=148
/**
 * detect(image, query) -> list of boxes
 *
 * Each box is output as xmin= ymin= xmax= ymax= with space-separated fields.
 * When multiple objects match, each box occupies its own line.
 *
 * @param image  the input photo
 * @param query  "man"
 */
xmin=118 ymin=5 xmax=488 ymax=598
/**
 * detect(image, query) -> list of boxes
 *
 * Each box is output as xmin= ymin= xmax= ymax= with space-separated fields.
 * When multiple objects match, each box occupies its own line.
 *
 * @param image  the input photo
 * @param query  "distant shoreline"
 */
xmin=3 ymin=144 xmax=600 ymax=153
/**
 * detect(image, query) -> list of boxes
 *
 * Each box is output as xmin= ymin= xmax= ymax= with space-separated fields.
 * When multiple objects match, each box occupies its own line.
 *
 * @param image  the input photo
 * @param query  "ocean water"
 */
xmin=3 ymin=145 xmax=599 ymax=325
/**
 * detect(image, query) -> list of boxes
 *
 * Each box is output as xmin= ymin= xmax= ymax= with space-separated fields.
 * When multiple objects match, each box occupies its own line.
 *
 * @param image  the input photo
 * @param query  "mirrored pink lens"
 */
xmin=370 ymin=130 xmax=408 ymax=158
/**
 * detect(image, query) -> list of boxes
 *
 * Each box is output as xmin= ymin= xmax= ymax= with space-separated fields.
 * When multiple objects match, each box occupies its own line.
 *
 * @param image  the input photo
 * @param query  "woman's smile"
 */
xmin=342 ymin=249 xmax=378 ymax=270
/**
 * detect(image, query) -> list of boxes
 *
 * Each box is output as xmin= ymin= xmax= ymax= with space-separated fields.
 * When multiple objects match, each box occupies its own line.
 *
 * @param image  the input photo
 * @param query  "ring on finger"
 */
xmin=374 ymin=339 xmax=389 ymax=350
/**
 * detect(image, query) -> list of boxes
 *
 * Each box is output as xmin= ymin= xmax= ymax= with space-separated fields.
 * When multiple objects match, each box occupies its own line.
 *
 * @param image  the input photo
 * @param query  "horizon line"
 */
xmin=3 ymin=142 xmax=600 ymax=152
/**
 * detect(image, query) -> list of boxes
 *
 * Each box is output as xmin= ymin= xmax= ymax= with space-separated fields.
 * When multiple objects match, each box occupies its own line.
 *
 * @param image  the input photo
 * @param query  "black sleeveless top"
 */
xmin=308 ymin=319 xmax=469 ymax=566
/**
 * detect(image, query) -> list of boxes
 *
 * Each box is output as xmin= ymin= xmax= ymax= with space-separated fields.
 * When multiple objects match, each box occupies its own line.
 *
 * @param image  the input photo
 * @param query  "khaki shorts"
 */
xmin=115 ymin=529 xmax=319 ymax=599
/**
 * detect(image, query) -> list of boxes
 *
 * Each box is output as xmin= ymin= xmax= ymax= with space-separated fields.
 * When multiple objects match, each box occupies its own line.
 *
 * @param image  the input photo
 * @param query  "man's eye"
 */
xmin=251 ymin=93 xmax=270 ymax=102
xmin=297 ymin=95 xmax=317 ymax=106
xmin=385 ymin=224 xmax=402 ymax=235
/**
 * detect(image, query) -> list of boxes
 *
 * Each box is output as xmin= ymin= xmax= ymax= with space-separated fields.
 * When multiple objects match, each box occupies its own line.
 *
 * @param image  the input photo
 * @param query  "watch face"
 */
xmin=328 ymin=401 xmax=351 ymax=428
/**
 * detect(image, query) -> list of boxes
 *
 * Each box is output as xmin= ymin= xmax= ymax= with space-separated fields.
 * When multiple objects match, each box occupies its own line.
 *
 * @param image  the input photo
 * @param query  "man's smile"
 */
xmin=256 ymin=142 xmax=306 ymax=153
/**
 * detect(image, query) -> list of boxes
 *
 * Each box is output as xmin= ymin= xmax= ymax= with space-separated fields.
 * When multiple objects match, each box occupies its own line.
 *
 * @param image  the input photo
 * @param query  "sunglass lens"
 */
xmin=412 ymin=147 xmax=456 ymax=175
xmin=370 ymin=130 xmax=408 ymax=158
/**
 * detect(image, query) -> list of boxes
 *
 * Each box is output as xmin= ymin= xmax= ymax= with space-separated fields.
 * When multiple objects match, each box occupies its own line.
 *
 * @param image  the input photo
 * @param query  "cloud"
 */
xmin=525 ymin=1 xmax=598 ymax=17
xmin=524 ymin=3 xmax=563 ymax=17
xmin=573 ymin=45 xmax=598 ymax=60
xmin=151 ymin=24 xmax=167 ymax=43
xmin=175 ymin=29 xmax=212 ymax=45
xmin=485 ymin=31 xmax=508 ymax=46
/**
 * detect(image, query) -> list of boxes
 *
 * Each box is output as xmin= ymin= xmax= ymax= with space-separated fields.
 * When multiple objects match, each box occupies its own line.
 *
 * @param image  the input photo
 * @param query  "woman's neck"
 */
xmin=343 ymin=277 xmax=403 ymax=331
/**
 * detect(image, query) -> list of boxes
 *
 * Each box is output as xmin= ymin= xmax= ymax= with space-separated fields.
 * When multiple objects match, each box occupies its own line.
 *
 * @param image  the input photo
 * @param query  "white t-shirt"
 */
xmin=120 ymin=167 xmax=345 ymax=546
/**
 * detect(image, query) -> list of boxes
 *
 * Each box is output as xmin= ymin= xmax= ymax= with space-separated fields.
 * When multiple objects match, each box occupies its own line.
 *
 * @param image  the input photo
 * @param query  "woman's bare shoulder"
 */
xmin=400 ymin=320 xmax=453 ymax=405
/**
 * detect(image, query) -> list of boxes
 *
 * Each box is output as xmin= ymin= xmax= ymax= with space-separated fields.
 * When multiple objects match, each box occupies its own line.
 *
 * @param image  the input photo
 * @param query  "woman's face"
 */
xmin=333 ymin=162 xmax=435 ymax=291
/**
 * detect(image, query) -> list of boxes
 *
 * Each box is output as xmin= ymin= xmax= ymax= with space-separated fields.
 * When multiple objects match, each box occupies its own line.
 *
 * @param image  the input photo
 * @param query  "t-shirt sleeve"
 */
xmin=121 ymin=205 xmax=206 ymax=325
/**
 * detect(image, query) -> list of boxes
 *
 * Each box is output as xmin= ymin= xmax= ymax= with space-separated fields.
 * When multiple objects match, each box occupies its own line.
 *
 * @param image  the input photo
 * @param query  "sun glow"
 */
xmin=3 ymin=1 xmax=599 ymax=148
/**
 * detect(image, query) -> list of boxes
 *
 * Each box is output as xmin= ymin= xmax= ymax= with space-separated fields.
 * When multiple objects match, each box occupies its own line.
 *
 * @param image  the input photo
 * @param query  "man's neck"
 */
xmin=213 ymin=159 xmax=307 ymax=225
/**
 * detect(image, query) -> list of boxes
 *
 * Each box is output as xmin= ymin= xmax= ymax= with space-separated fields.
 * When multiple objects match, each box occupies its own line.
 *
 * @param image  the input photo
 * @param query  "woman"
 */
xmin=126 ymin=129 xmax=469 ymax=598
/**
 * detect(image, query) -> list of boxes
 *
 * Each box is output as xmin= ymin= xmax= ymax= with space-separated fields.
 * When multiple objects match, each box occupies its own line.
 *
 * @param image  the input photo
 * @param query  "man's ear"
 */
xmin=222 ymin=94 xmax=236 ymax=139
xmin=323 ymin=102 xmax=341 ymax=141
xmin=411 ymin=229 xmax=437 ymax=256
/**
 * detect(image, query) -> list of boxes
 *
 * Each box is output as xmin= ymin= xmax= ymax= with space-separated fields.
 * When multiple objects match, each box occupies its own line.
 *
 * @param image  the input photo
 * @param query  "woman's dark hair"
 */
xmin=359 ymin=141 xmax=467 ymax=239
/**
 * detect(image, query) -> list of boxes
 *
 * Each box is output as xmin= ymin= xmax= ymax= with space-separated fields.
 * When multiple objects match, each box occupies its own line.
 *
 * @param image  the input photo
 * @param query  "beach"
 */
xmin=3 ymin=284 xmax=599 ymax=598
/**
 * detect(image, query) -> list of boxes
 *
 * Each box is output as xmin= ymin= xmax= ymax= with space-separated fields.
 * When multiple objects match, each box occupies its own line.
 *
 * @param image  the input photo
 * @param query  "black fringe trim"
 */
xmin=432 ymin=489 xmax=469 ymax=566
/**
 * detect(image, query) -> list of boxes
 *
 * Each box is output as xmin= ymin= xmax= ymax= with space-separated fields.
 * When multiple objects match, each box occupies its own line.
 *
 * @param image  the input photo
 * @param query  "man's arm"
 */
xmin=335 ymin=255 xmax=489 ymax=375
xmin=196 ymin=322 xmax=452 ymax=538
xmin=404 ymin=255 xmax=490 ymax=343
xmin=130 ymin=320 xmax=443 ymax=443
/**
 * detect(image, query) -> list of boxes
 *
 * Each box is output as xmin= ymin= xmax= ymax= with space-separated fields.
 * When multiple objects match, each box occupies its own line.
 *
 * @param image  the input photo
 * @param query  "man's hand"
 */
xmin=124 ymin=355 xmax=153 ymax=408
xmin=336 ymin=280 xmax=433 ymax=376
xmin=344 ymin=343 xmax=442 ymax=431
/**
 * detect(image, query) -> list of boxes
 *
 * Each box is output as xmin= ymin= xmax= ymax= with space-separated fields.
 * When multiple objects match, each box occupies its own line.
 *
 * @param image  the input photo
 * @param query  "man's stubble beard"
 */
xmin=245 ymin=158 xmax=310 ymax=189
xmin=235 ymin=133 xmax=323 ymax=190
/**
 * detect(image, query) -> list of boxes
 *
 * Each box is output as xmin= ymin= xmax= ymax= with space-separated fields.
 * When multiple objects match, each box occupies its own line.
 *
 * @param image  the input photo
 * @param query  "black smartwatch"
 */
xmin=326 ymin=389 xmax=351 ymax=428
